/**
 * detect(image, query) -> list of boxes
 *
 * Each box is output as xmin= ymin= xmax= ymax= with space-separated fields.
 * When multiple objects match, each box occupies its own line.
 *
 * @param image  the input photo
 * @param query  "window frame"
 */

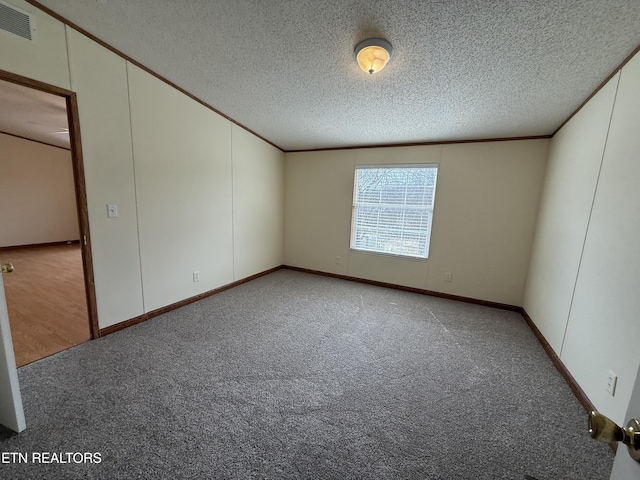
xmin=349 ymin=163 xmax=439 ymax=260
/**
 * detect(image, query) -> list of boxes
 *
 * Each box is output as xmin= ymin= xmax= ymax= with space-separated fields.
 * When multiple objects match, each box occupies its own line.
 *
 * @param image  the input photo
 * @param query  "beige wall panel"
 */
xmin=304 ymin=150 xmax=355 ymax=275
xmin=426 ymin=140 xmax=549 ymax=306
xmin=560 ymin=52 xmax=640 ymax=425
xmin=66 ymin=29 xmax=144 ymax=328
xmin=283 ymin=153 xmax=308 ymax=267
xmin=0 ymin=1 xmax=70 ymax=89
xmin=348 ymin=252 xmax=428 ymax=289
xmin=0 ymin=134 xmax=78 ymax=247
xmin=284 ymin=146 xmax=437 ymax=288
xmin=354 ymin=145 xmax=442 ymax=166
xmin=128 ymin=64 xmax=233 ymax=312
xmin=523 ymin=75 xmax=618 ymax=354
xmin=232 ymin=125 xmax=284 ymax=280
xmin=348 ymin=145 xmax=442 ymax=288
xmin=284 ymin=141 xmax=547 ymax=304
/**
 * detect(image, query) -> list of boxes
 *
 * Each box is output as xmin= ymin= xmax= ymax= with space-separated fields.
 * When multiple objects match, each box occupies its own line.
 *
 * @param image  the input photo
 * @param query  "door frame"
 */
xmin=0 ymin=68 xmax=100 ymax=340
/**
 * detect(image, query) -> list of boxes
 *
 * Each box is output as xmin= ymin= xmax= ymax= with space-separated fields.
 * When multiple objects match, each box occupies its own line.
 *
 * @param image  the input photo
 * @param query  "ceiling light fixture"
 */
xmin=354 ymin=38 xmax=393 ymax=75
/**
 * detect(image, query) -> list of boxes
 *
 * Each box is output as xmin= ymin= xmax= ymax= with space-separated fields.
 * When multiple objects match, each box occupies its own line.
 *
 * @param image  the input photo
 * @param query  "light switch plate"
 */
xmin=107 ymin=204 xmax=118 ymax=218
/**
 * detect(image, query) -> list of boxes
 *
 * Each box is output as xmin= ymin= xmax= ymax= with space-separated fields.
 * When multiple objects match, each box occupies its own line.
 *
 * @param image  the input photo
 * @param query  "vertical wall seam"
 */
xmin=559 ymin=73 xmax=621 ymax=358
xmin=303 ymin=155 xmax=310 ymax=267
xmin=125 ymin=61 xmax=146 ymax=314
xmin=282 ymin=153 xmax=287 ymax=264
xmin=231 ymin=124 xmax=236 ymax=281
xmin=63 ymin=27 xmax=76 ymax=239
xmin=64 ymin=25 xmax=73 ymax=90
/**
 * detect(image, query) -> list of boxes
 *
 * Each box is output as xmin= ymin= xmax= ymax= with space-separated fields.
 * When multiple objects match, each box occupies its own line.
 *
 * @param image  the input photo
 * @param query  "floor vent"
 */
xmin=0 ymin=2 xmax=33 ymax=41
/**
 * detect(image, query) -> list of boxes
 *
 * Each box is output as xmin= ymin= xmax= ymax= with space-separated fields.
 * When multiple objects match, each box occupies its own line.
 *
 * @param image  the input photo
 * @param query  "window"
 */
xmin=350 ymin=165 xmax=438 ymax=259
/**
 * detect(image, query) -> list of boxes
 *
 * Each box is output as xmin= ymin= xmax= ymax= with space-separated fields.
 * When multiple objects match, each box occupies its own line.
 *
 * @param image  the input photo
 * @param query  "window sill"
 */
xmin=349 ymin=249 xmax=429 ymax=261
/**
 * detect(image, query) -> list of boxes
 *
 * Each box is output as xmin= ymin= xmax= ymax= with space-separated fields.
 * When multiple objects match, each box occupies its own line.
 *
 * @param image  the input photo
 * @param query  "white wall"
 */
xmin=128 ymin=64 xmax=234 ymax=312
xmin=232 ymin=125 xmax=284 ymax=281
xmin=524 ymin=50 xmax=640 ymax=425
xmin=285 ymin=140 xmax=549 ymax=306
xmin=1 ymin=1 xmax=285 ymax=329
xmin=523 ymin=74 xmax=619 ymax=354
xmin=561 ymin=51 xmax=640 ymax=425
xmin=0 ymin=133 xmax=79 ymax=247
xmin=0 ymin=1 xmax=69 ymax=90
xmin=66 ymin=28 xmax=145 ymax=326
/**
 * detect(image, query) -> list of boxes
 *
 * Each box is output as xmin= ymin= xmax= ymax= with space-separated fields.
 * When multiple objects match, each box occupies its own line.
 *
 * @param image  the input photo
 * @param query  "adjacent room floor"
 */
xmin=0 ymin=269 xmax=614 ymax=479
xmin=1 ymin=243 xmax=90 ymax=367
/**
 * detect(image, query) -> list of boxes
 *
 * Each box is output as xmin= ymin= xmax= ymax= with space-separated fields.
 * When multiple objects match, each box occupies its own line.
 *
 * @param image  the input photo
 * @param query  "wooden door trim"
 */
xmin=0 ymin=68 xmax=100 ymax=339
xmin=67 ymin=93 xmax=100 ymax=339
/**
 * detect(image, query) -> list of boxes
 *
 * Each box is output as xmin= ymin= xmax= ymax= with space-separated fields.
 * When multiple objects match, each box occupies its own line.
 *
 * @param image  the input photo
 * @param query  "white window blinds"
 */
xmin=350 ymin=165 xmax=438 ymax=259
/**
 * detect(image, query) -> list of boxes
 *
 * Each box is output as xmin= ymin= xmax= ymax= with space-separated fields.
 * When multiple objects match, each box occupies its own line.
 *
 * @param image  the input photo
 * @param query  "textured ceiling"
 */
xmin=0 ymin=79 xmax=69 ymax=149
xmin=28 ymin=0 xmax=640 ymax=151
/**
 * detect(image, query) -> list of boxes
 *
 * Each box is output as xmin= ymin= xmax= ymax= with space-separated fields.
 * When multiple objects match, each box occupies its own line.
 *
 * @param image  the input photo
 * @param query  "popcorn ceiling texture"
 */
xmin=34 ymin=0 xmax=640 ymax=150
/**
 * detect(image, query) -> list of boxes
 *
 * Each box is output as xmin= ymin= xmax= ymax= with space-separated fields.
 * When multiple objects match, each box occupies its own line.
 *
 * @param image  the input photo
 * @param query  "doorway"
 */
xmin=0 ymin=69 xmax=98 ymax=367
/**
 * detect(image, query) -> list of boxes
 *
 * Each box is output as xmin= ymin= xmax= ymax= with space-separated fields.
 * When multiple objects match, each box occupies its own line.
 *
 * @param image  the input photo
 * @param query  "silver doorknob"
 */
xmin=589 ymin=411 xmax=640 ymax=462
xmin=1 ymin=263 xmax=13 ymax=274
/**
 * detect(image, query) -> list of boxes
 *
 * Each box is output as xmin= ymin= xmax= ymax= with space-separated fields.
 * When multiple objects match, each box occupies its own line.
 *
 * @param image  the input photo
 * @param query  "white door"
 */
xmin=609 ymin=363 xmax=640 ymax=479
xmin=0 ymin=263 xmax=25 ymax=432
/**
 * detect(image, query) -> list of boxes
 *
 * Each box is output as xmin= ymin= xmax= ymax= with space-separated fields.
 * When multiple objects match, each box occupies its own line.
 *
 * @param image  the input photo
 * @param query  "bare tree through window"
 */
xmin=351 ymin=166 xmax=438 ymax=258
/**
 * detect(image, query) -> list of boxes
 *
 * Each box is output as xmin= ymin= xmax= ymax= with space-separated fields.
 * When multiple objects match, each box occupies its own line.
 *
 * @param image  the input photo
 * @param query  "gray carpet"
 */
xmin=0 ymin=269 xmax=613 ymax=479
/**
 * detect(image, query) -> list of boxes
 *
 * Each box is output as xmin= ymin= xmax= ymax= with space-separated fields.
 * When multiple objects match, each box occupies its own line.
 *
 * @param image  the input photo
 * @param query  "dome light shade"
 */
xmin=355 ymin=38 xmax=393 ymax=74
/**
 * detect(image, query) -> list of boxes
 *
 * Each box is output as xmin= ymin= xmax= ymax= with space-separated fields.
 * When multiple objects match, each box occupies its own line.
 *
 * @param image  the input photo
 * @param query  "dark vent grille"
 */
xmin=0 ymin=3 xmax=32 ymax=41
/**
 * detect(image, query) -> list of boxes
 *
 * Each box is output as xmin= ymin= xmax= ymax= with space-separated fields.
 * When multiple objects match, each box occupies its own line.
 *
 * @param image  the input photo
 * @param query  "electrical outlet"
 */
xmin=606 ymin=371 xmax=617 ymax=396
xmin=445 ymin=272 xmax=452 ymax=282
xmin=193 ymin=271 xmax=200 ymax=283
xmin=335 ymin=256 xmax=341 ymax=265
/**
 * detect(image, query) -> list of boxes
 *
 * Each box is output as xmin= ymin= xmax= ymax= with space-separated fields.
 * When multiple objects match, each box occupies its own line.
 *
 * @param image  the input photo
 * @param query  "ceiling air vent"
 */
xmin=0 ymin=2 xmax=33 ymax=41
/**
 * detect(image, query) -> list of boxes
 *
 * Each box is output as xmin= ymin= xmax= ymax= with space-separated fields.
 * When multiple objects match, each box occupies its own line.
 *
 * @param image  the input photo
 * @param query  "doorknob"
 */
xmin=588 ymin=411 xmax=640 ymax=462
xmin=1 ymin=263 xmax=13 ymax=274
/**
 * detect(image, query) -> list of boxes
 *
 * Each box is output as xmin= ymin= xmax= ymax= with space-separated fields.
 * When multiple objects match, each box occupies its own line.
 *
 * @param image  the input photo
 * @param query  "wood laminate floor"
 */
xmin=0 ymin=244 xmax=90 ymax=367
